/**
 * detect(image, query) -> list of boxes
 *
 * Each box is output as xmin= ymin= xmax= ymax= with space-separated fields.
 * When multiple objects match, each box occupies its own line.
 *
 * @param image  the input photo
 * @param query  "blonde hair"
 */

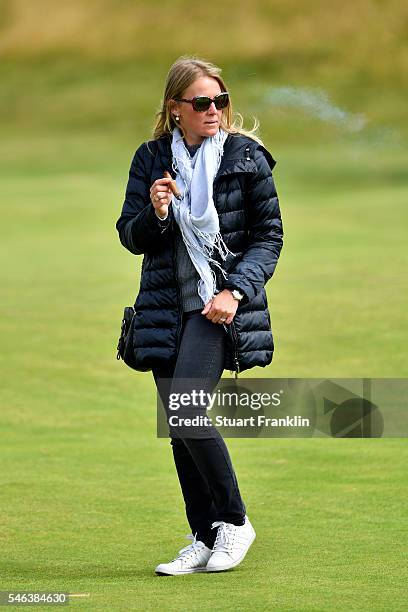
xmin=153 ymin=55 xmax=263 ymax=145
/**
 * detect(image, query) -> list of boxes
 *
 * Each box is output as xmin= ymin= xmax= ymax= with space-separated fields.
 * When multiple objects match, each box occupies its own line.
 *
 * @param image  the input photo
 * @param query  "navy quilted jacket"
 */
xmin=116 ymin=132 xmax=284 ymax=374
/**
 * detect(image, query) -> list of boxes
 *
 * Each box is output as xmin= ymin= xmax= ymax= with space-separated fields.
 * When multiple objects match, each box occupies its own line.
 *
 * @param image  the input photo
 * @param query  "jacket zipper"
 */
xmin=230 ymin=319 xmax=240 ymax=379
xmin=222 ymin=146 xmax=251 ymax=378
xmin=164 ymin=161 xmax=183 ymax=354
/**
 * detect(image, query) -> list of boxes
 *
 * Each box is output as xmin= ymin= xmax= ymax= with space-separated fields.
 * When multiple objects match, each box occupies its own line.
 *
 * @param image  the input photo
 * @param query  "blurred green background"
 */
xmin=1 ymin=1 xmax=407 ymax=610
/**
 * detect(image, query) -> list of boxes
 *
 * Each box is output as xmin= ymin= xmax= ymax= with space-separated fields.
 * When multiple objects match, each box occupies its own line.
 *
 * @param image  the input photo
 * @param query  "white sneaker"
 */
xmin=206 ymin=515 xmax=256 ymax=572
xmin=155 ymin=533 xmax=212 ymax=576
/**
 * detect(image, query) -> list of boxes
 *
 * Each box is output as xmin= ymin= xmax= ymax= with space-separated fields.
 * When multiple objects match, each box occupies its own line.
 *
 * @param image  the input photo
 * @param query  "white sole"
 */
xmin=155 ymin=566 xmax=209 ymax=576
xmin=206 ymin=530 xmax=256 ymax=572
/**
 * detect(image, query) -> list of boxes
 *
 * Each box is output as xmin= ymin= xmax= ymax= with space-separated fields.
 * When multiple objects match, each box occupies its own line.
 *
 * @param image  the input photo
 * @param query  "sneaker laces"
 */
xmin=211 ymin=521 xmax=237 ymax=553
xmin=173 ymin=533 xmax=205 ymax=565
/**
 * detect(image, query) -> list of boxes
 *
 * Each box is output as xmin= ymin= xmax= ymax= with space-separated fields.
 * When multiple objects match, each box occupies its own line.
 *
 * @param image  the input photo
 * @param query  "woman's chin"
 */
xmin=201 ymin=125 xmax=219 ymax=137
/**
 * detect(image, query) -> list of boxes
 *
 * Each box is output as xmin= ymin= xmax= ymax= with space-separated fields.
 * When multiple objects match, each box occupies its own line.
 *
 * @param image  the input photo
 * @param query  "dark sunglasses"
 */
xmin=174 ymin=92 xmax=229 ymax=112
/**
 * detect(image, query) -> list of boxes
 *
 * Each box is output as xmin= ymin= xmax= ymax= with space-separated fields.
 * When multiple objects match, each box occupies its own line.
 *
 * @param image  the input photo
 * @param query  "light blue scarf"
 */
xmin=171 ymin=127 xmax=236 ymax=306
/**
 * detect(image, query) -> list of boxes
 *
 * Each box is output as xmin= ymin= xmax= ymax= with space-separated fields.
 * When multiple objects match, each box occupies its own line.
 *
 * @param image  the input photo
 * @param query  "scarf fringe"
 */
xmin=197 ymin=271 xmax=217 ymax=305
xmin=180 ymin=227 xmax=235 ymax=281
xmin=193 ymin=228 xmax=236 ymax=260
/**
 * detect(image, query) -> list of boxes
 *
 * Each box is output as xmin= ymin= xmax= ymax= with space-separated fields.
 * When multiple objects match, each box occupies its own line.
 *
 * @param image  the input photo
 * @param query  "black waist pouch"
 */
xmin=116 ymin=306 xmax=138 ymax=370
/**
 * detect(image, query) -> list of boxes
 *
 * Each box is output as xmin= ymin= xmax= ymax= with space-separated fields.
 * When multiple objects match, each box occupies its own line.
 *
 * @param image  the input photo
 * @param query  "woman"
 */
xmin=116 ymin=56 xmax=283 ymax=575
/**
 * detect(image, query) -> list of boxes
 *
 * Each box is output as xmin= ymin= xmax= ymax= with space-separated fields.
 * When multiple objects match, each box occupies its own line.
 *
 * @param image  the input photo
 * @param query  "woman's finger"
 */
xmin=150 ymin=180 xmax=172 ymax=197
xmin=212 ymin=312 xmax=229 ymax=324
xmin=201 ymin=300 xmax=213 ymax=315
xmin=155 ymin=191 xmax=170 ymax=200
xmin=151 ymin=186 xmax=172 ymax=198
xmin=151 ymin=177 xmax=174 ymax=190
xmin=151 ymin=190 xmax=172 ymax=205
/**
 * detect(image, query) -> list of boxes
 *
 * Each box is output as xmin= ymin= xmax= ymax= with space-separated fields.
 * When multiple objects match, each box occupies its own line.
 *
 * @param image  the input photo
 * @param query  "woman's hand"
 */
xmin=201 ymin=289 xmax=239 ymax=325
xmin=150 ymin=177 xmax=174 ymax=218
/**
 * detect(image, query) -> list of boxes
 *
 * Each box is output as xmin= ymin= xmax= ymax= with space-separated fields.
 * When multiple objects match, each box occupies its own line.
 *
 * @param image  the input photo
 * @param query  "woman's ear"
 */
xmin=169 ymin=99 xmax=180 ymax=121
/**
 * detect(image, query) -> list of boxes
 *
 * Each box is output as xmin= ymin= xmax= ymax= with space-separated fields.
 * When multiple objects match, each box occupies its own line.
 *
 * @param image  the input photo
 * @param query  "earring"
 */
xmin=175 ymin=115 xmax=180 ymax=122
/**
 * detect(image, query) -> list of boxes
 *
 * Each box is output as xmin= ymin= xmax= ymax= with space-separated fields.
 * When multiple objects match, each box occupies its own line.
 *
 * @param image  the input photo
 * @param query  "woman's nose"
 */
xmin=208 ymin=102 xmax=217 ymax=113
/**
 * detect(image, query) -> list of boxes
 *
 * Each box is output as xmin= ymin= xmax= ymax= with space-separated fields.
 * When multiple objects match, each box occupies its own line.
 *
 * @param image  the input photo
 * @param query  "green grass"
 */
xmin=1 ymin=427 xmax=407 ymax=611
xmin=0 ymin=28 xmax=407 ymax=612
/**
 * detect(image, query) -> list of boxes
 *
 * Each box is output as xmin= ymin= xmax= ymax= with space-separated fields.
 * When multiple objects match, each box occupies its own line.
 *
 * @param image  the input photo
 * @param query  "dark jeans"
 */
xmin=152 ymin=308 xmax=246 ymax=549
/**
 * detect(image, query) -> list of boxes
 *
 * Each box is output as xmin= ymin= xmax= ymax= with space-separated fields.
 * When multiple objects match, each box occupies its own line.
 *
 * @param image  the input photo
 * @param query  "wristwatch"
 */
xmin=229 ymin=288 xmax=244 ymax=302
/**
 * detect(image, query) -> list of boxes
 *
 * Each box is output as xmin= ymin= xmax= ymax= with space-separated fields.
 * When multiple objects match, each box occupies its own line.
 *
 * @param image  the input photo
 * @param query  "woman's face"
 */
xmin=172 ymin=76 xmax=224 ymax=145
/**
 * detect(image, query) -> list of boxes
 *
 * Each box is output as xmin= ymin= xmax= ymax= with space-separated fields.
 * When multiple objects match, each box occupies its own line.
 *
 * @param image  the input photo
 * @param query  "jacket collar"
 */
xmin=214 ymin=134 xmax=258 ymax=182
xmin=155 ymin=133 xmax=259 ymax=182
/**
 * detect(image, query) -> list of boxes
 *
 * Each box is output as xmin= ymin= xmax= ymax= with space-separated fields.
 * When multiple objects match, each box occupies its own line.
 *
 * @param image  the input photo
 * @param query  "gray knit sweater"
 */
xmin=156 ymin=141 xmax=204 ymax=312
